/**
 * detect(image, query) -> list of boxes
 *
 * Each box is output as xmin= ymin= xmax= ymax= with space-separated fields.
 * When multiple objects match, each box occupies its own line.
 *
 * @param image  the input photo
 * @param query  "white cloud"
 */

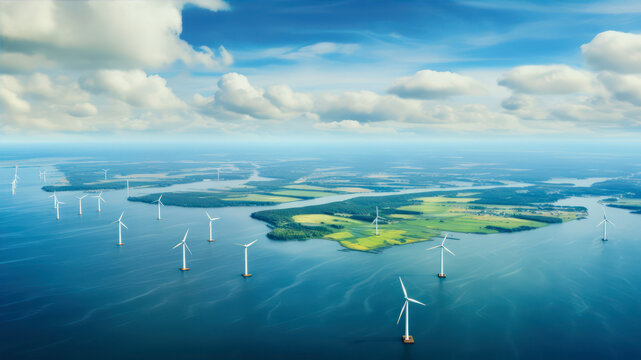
xmin=290 ymin=42 xmax=359 ymax=58
xmin=0 ymin=88 xmax=30 ymax=113
xmin=0 ymin=0 xmax=231 ymax=71
xmin=389 ymin=70 xmax=486 ymax=99
xmin=498 ymin=65 xmax=592 ymax=94
xmin=582 ymin=31 xmax=641 ymax=73
xmin=80 ymin=70 xmax=185 ymax=109
xmin=313 ymin=120 xmax=396 ymax=134
xmin=213 ymin=72 xmax=283 ymax=119
xmin=598 ymin=72 xmax=641 ymax=106
xmin=67 ymin=103 xmax=97 ymax=117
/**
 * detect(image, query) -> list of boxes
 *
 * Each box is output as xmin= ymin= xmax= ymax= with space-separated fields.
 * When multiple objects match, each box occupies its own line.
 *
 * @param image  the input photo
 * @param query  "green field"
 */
xmin=271 ymin=189 xmax=340 ymax=198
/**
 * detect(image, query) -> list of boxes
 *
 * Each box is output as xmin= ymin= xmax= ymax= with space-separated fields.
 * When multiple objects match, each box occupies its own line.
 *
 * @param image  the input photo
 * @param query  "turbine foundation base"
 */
xmin=242 ymin=273 xmax=252 ymax=277
xmin=602 ymin=238 xmax=608 ymax=241
xmin=117 ymin=243 xmax=124 ymax=246
xmin=208 ymin=239 xmax=215 ymax=242
xmin=402 ymin=335 xmax=414 ymax=344
xmin=180 ymin=268 xmax=190 ymax=271
xmin=438 ymin=273 xmax=446 ymax=278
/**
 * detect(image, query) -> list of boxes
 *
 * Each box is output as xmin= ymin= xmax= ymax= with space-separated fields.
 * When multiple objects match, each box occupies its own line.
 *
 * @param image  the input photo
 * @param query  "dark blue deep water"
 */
xmin=1 ymin=144 xmax=641 ymax=359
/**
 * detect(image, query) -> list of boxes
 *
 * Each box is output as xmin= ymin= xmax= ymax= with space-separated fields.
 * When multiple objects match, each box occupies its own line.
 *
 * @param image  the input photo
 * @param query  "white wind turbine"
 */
xmin=102 ymin=169 xmax=109 ymax=181
xmin=40 ymin=169 xmax=47 ymax=183
xmin=153 ymin=194 xmax=164 ymax=220
xmin=48 ymin=191 xmax=58 ymax=208
xmin=94 ymin=191 xmax=106 ymax=212
xmin=372 ymin=206 xmax=385 ymax=235
xmin=426 ymin=233 xmax=455 ymax=278
xmin=206 ymin=211 xmax=220 ymax=242
xmin=397 ymin=277 xmax=425 ymax=344
xmin=56 ymin=200 xmax=65 ymax=220
xmin=236 ymin=240 xmax=257 ymax=277
xmin=172 ymin=229 xmax=192 ymax=271
xmin=597 ymin=208 xmax=614 ymax=241
xmin=76 ymin=194 xmax=87 ymax=215
xmin=11 ymin=177 xmax=16 ymax=195
xmin=112 ymin=211 xmax=128 ymax=246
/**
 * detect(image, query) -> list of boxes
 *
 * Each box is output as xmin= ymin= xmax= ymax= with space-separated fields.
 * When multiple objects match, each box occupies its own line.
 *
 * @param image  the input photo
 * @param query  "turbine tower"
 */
xmin=94 ymin=191 xmax=106 ymax=212
xmin=597 ymin=208 xmax=614 ymax=241
xmin=102 ymin=169 xmax=109 ymax=180
xmin=206 ymin=211 xmax=220 ymax=242
xmin=236 ymin=240 xmax=257 ymax=277
xmin=172 ymin=229 xmax=192 ymax=271
xmin=56 ymin=201 xmax=65 ymax=220
xmin=372 ymin=206 xmax=384 ymax=235
xmin=154 ymin=194 xmax=164 ymax=220
xmin=41 ymin=169 xmax=47 ymax=183
xmin=397 ymin=277 xmax=426 ymax=344
xmin=11 ymin=177 xmax=16 ymax=195
xmin=76 ymin=194 xmax=87 ymax=215
xmin=112 ymin=211 xmax=128 ymax=246
xmin=426 ymin=233 xmax=455 ymax=278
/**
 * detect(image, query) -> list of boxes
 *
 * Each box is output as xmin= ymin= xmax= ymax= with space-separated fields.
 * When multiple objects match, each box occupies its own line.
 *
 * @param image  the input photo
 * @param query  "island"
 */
xmin=251 ymin=187 xmax=588 ymax=251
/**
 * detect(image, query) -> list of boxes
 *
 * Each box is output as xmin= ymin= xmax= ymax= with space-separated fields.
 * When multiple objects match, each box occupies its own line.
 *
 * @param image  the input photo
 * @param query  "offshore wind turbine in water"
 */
xmin=427 ymin=233 xmax=455 ymax=278
xmin=48 ymin=192 xmax=58 ymax=208
xmin=112 ymin=211 xmax=127 ymax=246
xmin=75 ymin=194 xmax=87 ymax=215
xmin=597 ymin=208 xmax=614 ymax=241
xmin=397 ymin=277 xmax=426 ymax=344
xmin=206 ymin=211 xmax=220 ymax=242
xmin=55 ymin=200 xmax=64 ymax=220
xmin=94 ymin=191 xmax=105 ymax=212
xmin=237 ymin=240 xmax=257 ymax=277
xmin=172 ymin=229 xmax=192 ymax=271
xmin=102 ymin=169 xmax=109 ymax=180
xmin=154 ymin=194 xmax=164 ymax=220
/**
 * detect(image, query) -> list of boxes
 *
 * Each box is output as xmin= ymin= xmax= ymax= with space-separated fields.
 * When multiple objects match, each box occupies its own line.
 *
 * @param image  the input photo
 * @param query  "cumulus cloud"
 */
xmin=582 ymin=31 xmax=641 ymax=73
xmin=0 ymin=0 xmax=231 ymax=71
xmin=67 ymin=103 xmax=98 ymax=117
xmin=213 ymin=73 xmax=283 ymax=119
xmin=498 ymin=65 xmax=592 ymax=94
xmin=598 ymin=72 xmax=641 ymax=106
xmin=389 ymin=70 xmax=486 ymax=99
xmin=313 ymin=120 xmax=396 ymax=134
xmin=80 ymin=70 xmax=185 ymax=109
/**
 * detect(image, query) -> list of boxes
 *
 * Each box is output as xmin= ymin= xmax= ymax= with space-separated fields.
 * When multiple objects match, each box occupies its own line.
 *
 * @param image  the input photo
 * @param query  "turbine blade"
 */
xmin=407 ymin=298 xmax=426 ymax=306
xmin=441 ymin=233 xmax=449 ymax=245
xmin=206 ymin=211 xmax=213 ymax=220
xmin=172 ymin=242 xmax=182 ymax=249
xmin=426 ymin=245 xmax=441 ymax=251
xmin=119 ymin=211 xmax=124 ymax=221
xmin=396 ymin=301 xmax=407 ymax=325
xmin=182 ymin=229 xmax=190 ymax=242
xmin=184 ymin=242 xmax=192 ymax=255
xmin=247 ymin=239 xmax=258 ymax=247
xmin=120 ymin=222 xmax=128 ymax=229
xmin=399 ymin=277 xmax=407 ymax=298
xmin=607 ymin=219 xmax=615 ymax=226
xmin=596 ymin=220 xmax=605 ymax=227
xmin=443 ymin=246 xmax=455 ymax=256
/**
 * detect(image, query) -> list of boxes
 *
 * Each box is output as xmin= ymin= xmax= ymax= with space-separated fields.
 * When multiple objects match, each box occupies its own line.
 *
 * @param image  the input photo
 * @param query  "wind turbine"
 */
xmin=236 ymin=240 xmax=257 ymax=277
xmin=426 ymin=233 xmax=455 ymax=278
xmin=76 ymin=194 xmax=87 ymax=215
xmin=397 ymin=277 xmax=425 ymax=344
xmin=206 ymin=211 xmax=220 ymax=242
xmin=597 ymin=208 xmax=614 ymax=241
xmin=154 ymin=194 xmax=164 ymax=220
xmin=372 ymin=206 xmax=385 ymax=235
xmin=48 ymin=191 xmax=58 ymax=208
xmin=56 ymin=201 xmax=65 ymax=220
xmin=112 ymin=211 xmax=128 ymax=246
xmin=94 ymin=191 xmax=106 ymax=212
xmin=102 ymin=169 xmax=109 ymax=180
xmin=42 ymin=169 xmax=47 ymax=183
xmin=11 ymin=177 xmax=16 ymax=195
xmin=172 ymin=229 xmax=192 ymax=271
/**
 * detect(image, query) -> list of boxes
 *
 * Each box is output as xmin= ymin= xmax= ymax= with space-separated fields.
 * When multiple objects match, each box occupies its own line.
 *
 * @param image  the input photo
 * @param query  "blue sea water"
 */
xmin=1 ymin=145 xmax=641 ymax=359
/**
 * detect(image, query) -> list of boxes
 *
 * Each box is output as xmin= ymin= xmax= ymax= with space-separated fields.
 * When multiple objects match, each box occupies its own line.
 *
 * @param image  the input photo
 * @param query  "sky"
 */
xmin=2 ymin=0 xmax=641 ymax=141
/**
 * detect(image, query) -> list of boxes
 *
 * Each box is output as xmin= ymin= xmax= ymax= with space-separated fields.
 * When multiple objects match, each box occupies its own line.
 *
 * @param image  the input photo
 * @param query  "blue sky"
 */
xmin=1 ymin=0 xmax=641 ymax=140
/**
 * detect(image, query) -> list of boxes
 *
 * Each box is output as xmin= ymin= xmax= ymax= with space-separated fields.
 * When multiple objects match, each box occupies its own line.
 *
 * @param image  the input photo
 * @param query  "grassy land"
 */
xmin=602 ymin=198 xmax=641 ymax=214
xmin=251 ymin=190 xmax=588 ymax=251
xmin=223 ymin=194 xmax=301 ymax=203
xmin=271 ymin=189 xmax=340 ymax=198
